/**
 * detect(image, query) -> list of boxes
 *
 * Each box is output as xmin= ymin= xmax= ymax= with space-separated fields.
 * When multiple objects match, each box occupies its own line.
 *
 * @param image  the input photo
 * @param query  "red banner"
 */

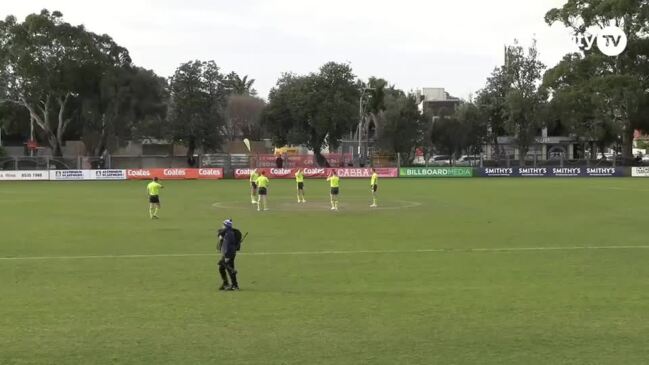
xmin=234 ymin=168 xmax=397 ymax=179
xmin=254 ymin=154 xmax=352 ymax=168
xmin=126 ymin=168 xmax=224 ymax=180
xmin=333 ymin=168 xmax=398 ymax=178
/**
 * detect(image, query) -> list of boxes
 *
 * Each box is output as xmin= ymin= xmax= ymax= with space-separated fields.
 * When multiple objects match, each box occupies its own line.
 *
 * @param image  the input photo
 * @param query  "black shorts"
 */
xmin=330 ymin=187 xmax=339 ymax=195
xmin=297 ymin=182 xmax=304 ymax=190
xmin=251 ymin=182 xmax=258 ymax=190
xmin=259 ymin=187 xmax=268 ymax=196
xmin=149 ymin=195 xmax=160 ymax=204
xmin=372 ymin=184 xmax=378 ymax=192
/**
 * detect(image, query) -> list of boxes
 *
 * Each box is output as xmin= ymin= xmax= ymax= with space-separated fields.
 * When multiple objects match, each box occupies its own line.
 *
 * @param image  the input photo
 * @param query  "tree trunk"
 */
xmin=622 ymin=125 xmax=634 ymax=163
xmin=186 ymin=136 xmax=197 ymax=167
xmin=519 ymin=146 xmax=527 ymax=167
xmin=313 ymin=146 xmax=330 ymax=167
xmin=53 ymin=95 xmax=71 ymax=157
xmin=493 ymin=134 xmax=501 ymax=165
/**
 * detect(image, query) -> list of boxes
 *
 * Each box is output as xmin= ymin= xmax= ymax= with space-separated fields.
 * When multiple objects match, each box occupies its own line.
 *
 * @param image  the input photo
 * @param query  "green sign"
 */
xmin=399 ymin=167 xmax=473 ymax=178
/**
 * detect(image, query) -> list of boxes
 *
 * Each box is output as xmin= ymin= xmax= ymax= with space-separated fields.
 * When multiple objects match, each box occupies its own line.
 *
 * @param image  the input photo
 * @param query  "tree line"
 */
xmin=2 ymin=1 xmax=649 ymax=166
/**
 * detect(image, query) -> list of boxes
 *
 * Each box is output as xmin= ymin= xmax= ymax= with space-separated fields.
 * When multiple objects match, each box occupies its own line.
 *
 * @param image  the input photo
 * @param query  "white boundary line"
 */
xmin=2 ymin=245 xmax=649 ymax=261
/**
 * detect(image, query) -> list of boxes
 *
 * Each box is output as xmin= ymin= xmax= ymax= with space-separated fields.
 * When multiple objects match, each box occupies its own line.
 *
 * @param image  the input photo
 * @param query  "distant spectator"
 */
xmin=276 ymin=155 xmax=284 ymax=168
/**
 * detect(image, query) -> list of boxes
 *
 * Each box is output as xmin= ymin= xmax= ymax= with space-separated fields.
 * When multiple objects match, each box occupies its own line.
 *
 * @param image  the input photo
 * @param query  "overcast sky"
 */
xmin=5 ymin=0 xmax=574 ymax=99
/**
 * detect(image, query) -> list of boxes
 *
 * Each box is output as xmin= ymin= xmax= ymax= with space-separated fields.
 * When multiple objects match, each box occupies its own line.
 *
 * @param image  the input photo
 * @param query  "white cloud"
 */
xmin=4 ymin=0 xmax=574 ymax=99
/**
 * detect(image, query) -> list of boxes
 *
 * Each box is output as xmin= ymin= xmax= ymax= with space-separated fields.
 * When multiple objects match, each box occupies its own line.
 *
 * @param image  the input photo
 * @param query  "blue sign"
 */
xmin=476 ymin=167 xmax=626 ymax=177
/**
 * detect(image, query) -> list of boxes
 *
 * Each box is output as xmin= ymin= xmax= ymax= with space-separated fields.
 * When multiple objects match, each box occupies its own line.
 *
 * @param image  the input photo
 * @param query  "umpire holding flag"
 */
xmin=217 ymin=219 xmax=242 ymax=291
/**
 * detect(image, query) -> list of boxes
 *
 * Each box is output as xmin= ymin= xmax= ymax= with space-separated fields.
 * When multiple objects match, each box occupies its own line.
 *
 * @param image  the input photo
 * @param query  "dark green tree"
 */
xmin=0 ymin=10 xmax=130 ymax=156
xmin=264 ymin=62 xmax=359 ymax=166
xmin=503 ymin=41 xmax=547 ymax=166
xmin=545 ymin=0 xmax=649 ymax=160
xmin=167 ymin=60 xmax=226 ymax=164
xmin=543 ymin=54 xmax=620 ymax=159
xmin=376 ymin=91 xmax=423 ymax=163
xmin=430 ymin=115 xmax=467 ymax=161
xmin=455 ymin=102 xmax=487 ymax=156
xmin=476 ymin=67 xmax=509 ymax=161
xmin=78 ymin=66 xmax=167 ymax=156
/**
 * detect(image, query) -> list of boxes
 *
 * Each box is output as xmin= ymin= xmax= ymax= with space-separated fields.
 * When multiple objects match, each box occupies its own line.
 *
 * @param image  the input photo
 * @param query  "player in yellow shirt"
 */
xmin=249 ymin=169 xmax=260 ymax=204
xmin=295 ymin=169 xmax=306 ymax=203
xmin=326 ymin=170 xmax=340 ymax=211
xmin=370 ymin=168 xmax=379 ymax=208
xmin=255 ymin=170 xmax=270 ymax=211
xmin=146 ymin=177 xmax=163 ymax=219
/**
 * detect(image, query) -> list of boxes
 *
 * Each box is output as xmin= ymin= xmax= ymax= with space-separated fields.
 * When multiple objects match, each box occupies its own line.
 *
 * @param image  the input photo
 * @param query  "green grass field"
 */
xmin=2 ymin=178 xmax=649 ymax=364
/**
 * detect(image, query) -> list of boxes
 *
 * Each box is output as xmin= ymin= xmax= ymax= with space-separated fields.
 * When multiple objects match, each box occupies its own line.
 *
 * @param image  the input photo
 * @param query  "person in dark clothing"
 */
xmin=217 ymin=219 xmax=240 ymax=291
xmin=276 ymin=155 xmax=284 ymax=168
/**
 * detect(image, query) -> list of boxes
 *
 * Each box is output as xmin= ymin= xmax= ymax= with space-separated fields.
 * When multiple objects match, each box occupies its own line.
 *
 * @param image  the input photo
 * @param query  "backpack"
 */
xmin=233 ymin=228 xmax=243 ymax=251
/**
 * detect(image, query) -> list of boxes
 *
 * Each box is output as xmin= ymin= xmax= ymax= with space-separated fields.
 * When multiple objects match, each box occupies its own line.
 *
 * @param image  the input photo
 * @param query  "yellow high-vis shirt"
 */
xmin=327 ymin=175 xmax=340 ymax=188
xmin=370 ymin=173 xmax=378 ymax=186
xmin=250 ymin=171 xmax=259 ymax=183
xmin=295 ymin=171 xmax=304 ymax=183
xmin=147 ymin=181 xmax=162 ymax=196
xmin=256 ymin=175 xmax=270 ymax=188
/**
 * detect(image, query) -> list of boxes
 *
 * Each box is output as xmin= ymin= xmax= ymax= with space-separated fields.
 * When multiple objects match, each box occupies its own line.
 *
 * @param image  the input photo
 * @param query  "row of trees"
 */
xmin=435 ymin=0 xmax=649 ymax=164
xmin=0 ymin=10 xmax=264 ymax=162
xmin=2 ymin=2 xmax=649 ymax=166
xmin=0 ymin=10 xmax=425 ymax=165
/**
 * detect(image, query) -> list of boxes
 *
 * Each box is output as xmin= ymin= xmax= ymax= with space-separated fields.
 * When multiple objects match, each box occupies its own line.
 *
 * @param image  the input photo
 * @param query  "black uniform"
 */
xmin=218 ymin=227 xmax=239 ymax=290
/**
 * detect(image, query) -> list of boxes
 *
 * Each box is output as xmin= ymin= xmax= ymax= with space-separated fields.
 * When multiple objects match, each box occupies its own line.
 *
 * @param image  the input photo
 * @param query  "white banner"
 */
xmin=88 ymin=169 xmax=127 ymax=180
xmin=632 ymin=167 xmax=649 ymax=177
xmin=50 ymin=170 xmax=88 ymax=181
xmin=0 ymin=170 xmax=49 ymax=181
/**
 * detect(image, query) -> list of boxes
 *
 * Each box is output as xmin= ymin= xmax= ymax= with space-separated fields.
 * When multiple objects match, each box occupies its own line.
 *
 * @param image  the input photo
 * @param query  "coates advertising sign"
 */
xmin=0 ymin=170 xmax=49 ymax=181
xmin=197 ymin=168 xmax=224 ymax=179
xmin=90 ymin=170 xmax=126 ymax=180
xmin=234 ymin=168 xmax=398 ymax=179
xmin=477 ymin=167 xmax=625 ymax=177
xmin=632 ymin=167 xmax=649 ymax=177
xmin=50 ymin=170 xmax=87 ymax=181
xmin=400 ymin=167 xmax=473 ymax=178
xmin=235 ymin=168 xmax=329 ymax=179
xmin=127 ymin=168 xmax=224 ymax=180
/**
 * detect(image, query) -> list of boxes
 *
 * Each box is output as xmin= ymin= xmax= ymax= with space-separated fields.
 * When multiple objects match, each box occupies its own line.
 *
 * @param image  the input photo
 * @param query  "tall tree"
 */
xmin=545 ymin=0 xmax=649 ymax=160
xmin=264 ymin=62 xmax=359 ymax=166
xmin=376 ymin=91 xmax=422 ymax=163
xmin=0 ymin=10 xmax=130 ymax=156
xmin=79 ymin=66 xmax=167 ymax=156
xmin=543 ymin=53 xmax=620 ymax=159
xmin=167 ymin=60 xmax=226 ymax=165
xmin=502 ymin=41 xmax=547 ymax=165
xmin=476 ymin=67 xmax=509 ymax=162
xmin=430 ymin=115 xmax=467 ymax=161
xmin=455 ymin=102 xmax=487 ymax=157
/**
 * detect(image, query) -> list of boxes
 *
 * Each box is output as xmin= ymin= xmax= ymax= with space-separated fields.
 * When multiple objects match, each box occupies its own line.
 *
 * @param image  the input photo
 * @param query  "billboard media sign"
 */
xmin=400 ymin=167 xmax=473 ymax=178
xmin=477 ymin=167 xmax=626 ymax=177
xmin=0 ymin=170 xmax=49 ymax=181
